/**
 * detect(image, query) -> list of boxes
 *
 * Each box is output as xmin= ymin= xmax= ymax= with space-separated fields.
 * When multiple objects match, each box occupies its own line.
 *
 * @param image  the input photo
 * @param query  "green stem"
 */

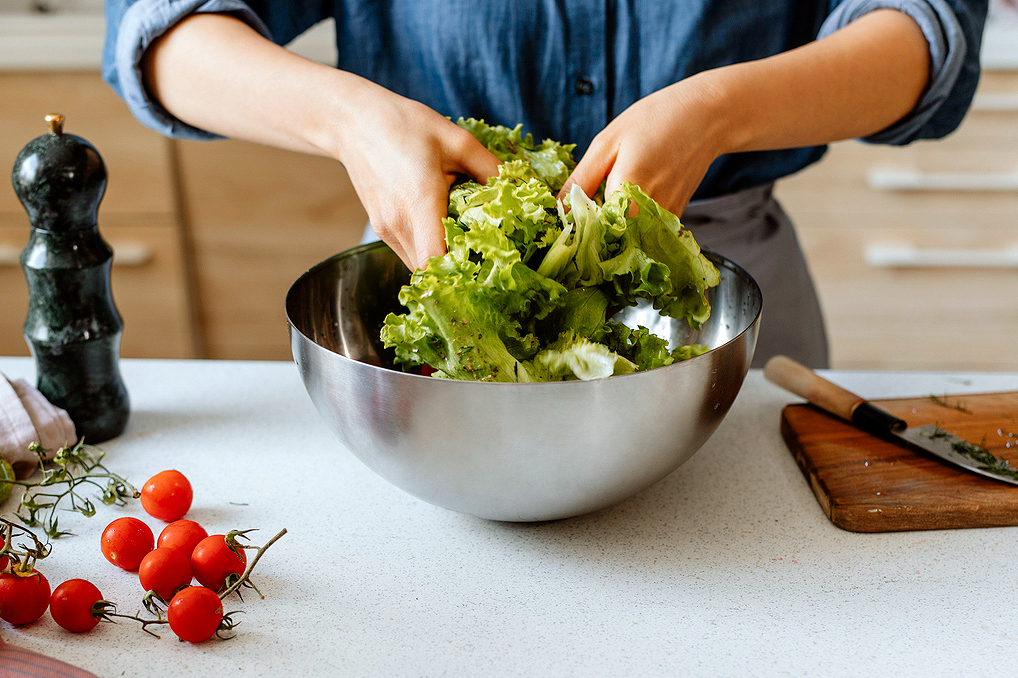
xmin=219 ymin=528 xmax=287 ymax=600
xmin=104 ymin=610 xmax=169 ymax=639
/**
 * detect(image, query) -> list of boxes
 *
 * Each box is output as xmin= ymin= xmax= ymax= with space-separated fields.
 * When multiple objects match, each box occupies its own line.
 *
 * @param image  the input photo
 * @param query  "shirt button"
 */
xmin=574 ymin=77 xmax=595 ymax=95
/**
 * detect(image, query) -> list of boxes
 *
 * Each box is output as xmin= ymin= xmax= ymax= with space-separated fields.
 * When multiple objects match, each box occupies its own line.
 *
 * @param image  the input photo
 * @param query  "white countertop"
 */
xmin=0 ymin=356 xmax=1017 ymax=676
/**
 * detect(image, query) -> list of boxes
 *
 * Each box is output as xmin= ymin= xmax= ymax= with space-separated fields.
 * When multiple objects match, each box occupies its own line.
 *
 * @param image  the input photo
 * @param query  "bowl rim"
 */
xmin=285 ymin=241 xmax=763 ymax=386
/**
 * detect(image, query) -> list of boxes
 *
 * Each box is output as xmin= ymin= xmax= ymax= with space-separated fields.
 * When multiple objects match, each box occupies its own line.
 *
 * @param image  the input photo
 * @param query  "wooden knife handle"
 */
xmin=764 ymin=355 xmax=907 ymax=436
xmin=763 ymin=355 xmax=864 ymax=421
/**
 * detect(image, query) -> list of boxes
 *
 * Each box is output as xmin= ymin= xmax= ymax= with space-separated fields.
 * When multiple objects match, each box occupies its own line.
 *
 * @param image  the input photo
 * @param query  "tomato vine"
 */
xmin=2 ymin=440 xmax=139 ymax=539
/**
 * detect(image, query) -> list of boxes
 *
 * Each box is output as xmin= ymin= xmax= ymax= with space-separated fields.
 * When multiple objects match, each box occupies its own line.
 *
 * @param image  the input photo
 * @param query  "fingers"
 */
xmin=602 ymin=161 xmax=628 ymax=202
xmin=346 ymin=113 xmax=502 ymax=272
xmin=397 ymin=127 xmax=500 ymax=270
xmin=373 ymin=139 xmax=494 ymax=271
xmin=369 ymin=186 xmax=444 ymax=272
xmin=400 ymin=129 xmax=500 ymax=269
xmin=603 ymin=156 xmax=641 ymax=217
xmin=373 ymin=224 xmax=412 ymax=271
xmin=409 ymin=179 xmax=452 ymax=270
xmin=452 ymin=130 xmax=502 ymax=185
xmin=565 ymin=129 xmax=701 ymax=218
xmin=559 ymin=134 xmax=617 ymax=202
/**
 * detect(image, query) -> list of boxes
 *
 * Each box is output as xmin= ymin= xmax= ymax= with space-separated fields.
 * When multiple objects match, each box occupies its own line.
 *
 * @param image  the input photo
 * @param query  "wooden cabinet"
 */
xmin=174 ymin=139 xmax=366 ymax=360
xmin=776 ymin=71 xmax=1018 ymax=371
xmin=0 ymin=72 xmax=197 ymax=359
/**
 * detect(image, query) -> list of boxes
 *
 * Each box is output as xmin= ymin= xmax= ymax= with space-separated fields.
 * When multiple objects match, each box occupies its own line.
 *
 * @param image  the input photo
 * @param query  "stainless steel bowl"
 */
xmin=286 ymin=242 xmax=762 ymax=521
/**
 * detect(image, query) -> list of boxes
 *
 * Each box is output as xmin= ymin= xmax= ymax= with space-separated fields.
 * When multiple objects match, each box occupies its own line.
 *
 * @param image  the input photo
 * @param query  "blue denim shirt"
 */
xmin=103 ymin=0 xmax=987 ymax=200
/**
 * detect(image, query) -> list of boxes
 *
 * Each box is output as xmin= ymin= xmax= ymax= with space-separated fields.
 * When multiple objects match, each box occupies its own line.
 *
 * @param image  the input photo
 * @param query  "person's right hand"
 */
xmin=329 ymin=81 xmax=501 ymax=270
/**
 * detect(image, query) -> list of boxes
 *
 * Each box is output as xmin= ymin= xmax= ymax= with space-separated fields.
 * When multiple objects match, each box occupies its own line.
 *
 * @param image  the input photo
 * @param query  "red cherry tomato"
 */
xmin=50 ymin=579 xmax=105 ymax=633
xmin=190 ymin=535 xmax=247 ymax=592
xmin=139 ymin=548 xmax=193 ymax=601
xmin=0 ymin=536 xmax=8 ymax=571
xmin=167 ymin=586 xmax=223 ymax=643
xmin=100 ymin=517 xmax=154 ymax=571
xmin=157 ymin=519 xmax=208 ymax=559
xmin=0 ymin=570 xmax=51 ymax=625
xmin=140 ymin=470 xmax=193 ymax=522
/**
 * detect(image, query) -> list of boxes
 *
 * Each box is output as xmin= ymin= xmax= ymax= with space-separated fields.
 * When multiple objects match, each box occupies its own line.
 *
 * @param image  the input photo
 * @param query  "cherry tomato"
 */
xmin=157 ymin=519 xmax=208 ymax=559
xmin=167 ymin=586 xmax=223 ymax=643
xmin=0 ymin=536 xmax=8 ymax=572
xmin=139 ymin=548 xmax=192 ymax=601
xmin=50 ymin=579 xmax=105 ymax=633
xmin=100 ymin=517 xmax=154 ymax=571
xmin=140 ymin=470 xmax=193 ymax=522
xmin=190 ymin=535 xmax=246 ymax=592
xmin=0 ymin=570 xmax=50 ymax=625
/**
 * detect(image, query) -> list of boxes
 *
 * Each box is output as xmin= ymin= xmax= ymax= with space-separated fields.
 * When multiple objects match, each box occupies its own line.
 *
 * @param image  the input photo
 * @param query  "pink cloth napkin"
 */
xmin=0 ymin=635 xmax=97 ymax=678
xmin=0 ymin=373 xmax=76 ymax=476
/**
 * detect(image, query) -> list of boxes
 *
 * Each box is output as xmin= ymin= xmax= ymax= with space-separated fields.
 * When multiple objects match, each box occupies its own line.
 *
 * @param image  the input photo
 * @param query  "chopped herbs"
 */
xmin=925 ymin=427 xmax=1018 ymax=482
xmin=928 ymin=394 xmax=972 ymax=414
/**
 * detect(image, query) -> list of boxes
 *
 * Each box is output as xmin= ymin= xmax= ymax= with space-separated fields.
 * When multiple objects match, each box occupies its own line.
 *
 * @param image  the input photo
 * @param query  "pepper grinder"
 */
xmin=11 ymin=114 xmax=129 ymax=443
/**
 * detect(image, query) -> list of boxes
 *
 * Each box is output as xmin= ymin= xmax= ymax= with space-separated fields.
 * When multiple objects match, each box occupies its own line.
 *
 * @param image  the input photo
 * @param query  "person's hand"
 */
xmin=332 ymin=82 xmax=501 ymax=270
xmin=561 ymin=75 xmax=729 ymax=216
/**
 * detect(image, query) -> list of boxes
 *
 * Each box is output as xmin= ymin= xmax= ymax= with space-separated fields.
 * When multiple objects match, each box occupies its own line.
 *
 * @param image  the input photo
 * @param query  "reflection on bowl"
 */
xmin=286 ymin=242 xmax=762 ymax=521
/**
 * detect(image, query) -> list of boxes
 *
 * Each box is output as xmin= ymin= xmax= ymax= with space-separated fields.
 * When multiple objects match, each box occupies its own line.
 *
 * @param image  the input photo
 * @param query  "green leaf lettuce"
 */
xmin=379 ymin=118 xmax=719 ymax=382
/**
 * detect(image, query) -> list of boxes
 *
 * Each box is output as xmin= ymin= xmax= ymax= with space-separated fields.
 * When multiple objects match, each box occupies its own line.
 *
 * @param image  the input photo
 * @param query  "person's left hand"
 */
xmin=561 ymin=74 xmax=733 ymax=214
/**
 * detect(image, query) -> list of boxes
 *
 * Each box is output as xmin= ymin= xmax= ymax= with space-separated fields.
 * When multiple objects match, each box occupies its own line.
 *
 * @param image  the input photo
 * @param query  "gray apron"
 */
xmin=361 ymin=181 xmax=830 ymax=369
xmin=683 ymin=183 xmax=829 ymax=369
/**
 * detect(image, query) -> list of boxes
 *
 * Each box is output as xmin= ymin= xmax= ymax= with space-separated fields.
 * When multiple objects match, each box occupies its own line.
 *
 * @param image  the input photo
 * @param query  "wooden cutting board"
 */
xmin=779 ymin=391 xmax=1018 ymax=532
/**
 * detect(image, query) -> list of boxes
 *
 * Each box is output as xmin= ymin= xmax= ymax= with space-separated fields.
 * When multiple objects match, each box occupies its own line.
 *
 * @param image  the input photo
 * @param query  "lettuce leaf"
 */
xmin=454 ymin=119 xmax=576 ymax=192
xmin=601 ymin=183 xmax=720 ymax=329
xmin=533 ymin=330 xmax=638 ymax=381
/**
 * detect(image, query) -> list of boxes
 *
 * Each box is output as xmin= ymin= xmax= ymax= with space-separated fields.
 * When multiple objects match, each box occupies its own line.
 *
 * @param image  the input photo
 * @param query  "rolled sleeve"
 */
xmin=819 ymin=0 xmax=988 ymax=145
xmin=103 ymin=0 xmax=272 ymax=140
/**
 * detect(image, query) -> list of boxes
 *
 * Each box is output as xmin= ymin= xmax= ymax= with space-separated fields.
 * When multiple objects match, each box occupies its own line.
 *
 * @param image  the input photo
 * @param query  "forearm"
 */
xmin=706 ymin=9 xmax=931 ymax=155
xmin=142 ymin=13 xmax=369 ymax=158
xmin=143 ymin=11 xmax=501 ymax=270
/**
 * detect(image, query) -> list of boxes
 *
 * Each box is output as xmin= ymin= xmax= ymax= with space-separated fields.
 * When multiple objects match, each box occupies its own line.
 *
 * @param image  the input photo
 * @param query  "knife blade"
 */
xmin=764 ymin=355 xmax=1018 ymax=486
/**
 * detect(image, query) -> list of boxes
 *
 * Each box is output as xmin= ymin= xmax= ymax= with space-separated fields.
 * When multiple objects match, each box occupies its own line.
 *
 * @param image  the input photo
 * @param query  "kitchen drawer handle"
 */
xmin=864 ymin=244 xmax=1018 ymax=269
xmin=111 ymin=242 xmax=154 ymax=267
xmin=0 ymin=242 xmax=153 ymax=267
xmin=867 ymin=169 xmax=1018 ymax=192
xmin=0 ymin=244 xmax=19 ymax=266
xmin=970 ymin=93 xmax=1018 ymax=112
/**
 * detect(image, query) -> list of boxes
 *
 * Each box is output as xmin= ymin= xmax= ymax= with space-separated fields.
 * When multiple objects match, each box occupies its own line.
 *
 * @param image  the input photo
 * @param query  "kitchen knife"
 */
xmin=763 ymin=355 xmax=1018 ymax=486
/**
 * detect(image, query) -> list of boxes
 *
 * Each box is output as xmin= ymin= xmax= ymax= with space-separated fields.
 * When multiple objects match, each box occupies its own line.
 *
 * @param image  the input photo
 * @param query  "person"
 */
xmin=102 ymin=0 xmax=988 ymax=368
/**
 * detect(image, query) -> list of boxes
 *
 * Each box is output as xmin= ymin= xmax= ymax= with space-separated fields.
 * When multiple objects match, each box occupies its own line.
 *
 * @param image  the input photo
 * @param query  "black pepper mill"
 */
xmin=11 ymin=114 xmax=129 ymax=443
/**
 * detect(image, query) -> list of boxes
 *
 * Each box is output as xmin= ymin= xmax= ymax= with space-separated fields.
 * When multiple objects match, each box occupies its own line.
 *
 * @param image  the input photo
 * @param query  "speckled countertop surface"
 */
xmin=1 ymin=357 xmax=1017 ymax=677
